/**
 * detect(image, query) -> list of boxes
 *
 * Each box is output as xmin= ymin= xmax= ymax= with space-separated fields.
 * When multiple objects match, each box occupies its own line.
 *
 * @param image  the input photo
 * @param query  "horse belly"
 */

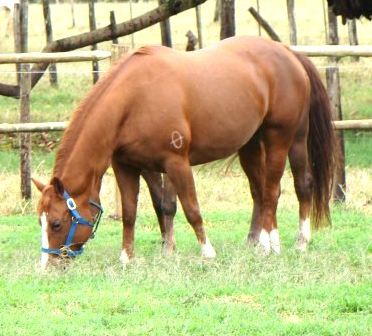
xmin=188 ymin=105 xmax=262 ymax=165
xmin=184 ymin=60 xmax=267 ymax=165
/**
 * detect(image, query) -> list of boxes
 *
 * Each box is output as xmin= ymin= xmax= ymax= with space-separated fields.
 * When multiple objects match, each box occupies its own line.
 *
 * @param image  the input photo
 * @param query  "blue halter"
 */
xmin=41 ymin=190 xmax=103 ymax=258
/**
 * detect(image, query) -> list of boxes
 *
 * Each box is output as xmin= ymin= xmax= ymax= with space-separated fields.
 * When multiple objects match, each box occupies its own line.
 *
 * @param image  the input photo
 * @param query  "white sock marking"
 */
xmin=299 ymin=218 xmax=311 ymax=242
xmin=40 ymin=212 xmax=49 ymax=270
xmin=297 ymin=218 xmax=311 ymax=251
xmin=259 ymin=229 xmax=271 ymax=255
xmin=201 ymin=237 xmax=216 ymax=258
xmin=120 ymin=249 xmax=130 ymax=266
xmin=270 ymin=229 xmax=281 ymax=254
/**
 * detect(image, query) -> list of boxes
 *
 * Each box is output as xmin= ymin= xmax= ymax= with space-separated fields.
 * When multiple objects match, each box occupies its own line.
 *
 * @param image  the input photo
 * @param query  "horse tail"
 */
xmin=293 ymin=52 xmax=336 ymax=228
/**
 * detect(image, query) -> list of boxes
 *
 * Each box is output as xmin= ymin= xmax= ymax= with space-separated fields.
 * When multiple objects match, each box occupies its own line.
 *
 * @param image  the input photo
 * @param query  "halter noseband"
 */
xmin=41 ymin=190 xmax=103 ymax=258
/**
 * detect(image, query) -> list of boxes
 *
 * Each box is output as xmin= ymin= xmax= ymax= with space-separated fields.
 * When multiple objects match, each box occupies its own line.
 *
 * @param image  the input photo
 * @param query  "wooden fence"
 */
xmin=0 ymin=50 xmax=110 ymax=199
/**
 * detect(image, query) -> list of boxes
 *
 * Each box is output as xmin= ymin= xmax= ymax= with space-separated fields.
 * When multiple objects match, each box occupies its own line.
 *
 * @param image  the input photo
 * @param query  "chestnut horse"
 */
xmin=33 ymin=36 xmax=335 ymax=269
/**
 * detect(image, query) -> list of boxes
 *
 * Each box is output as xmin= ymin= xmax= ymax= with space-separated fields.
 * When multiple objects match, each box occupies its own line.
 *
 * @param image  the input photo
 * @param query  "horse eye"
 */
xmin=51 ymin=220 xmax=62 ymax=232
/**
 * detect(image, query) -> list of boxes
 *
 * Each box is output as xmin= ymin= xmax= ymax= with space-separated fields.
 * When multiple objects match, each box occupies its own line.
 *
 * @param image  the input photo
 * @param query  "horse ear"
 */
xmin=50 ymin=177 xmax=64 ymax=196
xmin=31 ymin=178 xmax=46 ymax=192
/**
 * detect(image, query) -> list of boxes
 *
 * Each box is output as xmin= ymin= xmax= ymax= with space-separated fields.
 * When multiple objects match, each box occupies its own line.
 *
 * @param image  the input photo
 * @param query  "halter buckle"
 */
xmin=60 ymin=246 xmax=72 ymax=258
xmin=66 ymin=198 xmax=77 ymax=210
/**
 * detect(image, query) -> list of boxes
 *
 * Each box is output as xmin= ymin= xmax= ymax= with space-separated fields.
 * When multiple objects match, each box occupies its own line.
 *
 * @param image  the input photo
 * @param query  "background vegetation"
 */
xmin=0 ymin=1 xmax=371 ymax=335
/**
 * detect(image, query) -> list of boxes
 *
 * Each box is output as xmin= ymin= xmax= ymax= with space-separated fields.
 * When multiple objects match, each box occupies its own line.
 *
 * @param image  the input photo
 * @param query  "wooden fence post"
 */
xmin=70 ymin=0 xmax=76 ymax=28
xmin=110 ymin=10 xmax=118 ymax=44
xmin=20 ymin=0 xmax=28 ymax=52
xmin=89 ymin=0 xmax=99 ymax=84
xmin=158 ymin=0 xmax=172 ymax=47
xmin=255 ymin=0 xmax=261 ymax=36
xmin=213 ymin=0 xmax=221 ymax=22
xmin=110 ymin=44 xmax=129 ymax=219
xmin=195 ymin=5 xmax=203 ymax=48
xmin=13 ymin=2 xmax=21 ymax=85
xmin=286 ymin=0 xmax=297 ymax=45
xmin=326 ymin=7 xmax=346 ymax=202
xmin=128 ymin=0 xmax=135 ymax=49
xmin=220 ymin=0 xmax=235 ymax=40
xmin=17 ymin=0 xmax=31 ymax=199
xmin=20 ymin=63 xmax=31 ymax=200
xmin=347 ymin=19 xmax=359 ymax=62
xmin=42 ymin=0 xmax=58 ymax=87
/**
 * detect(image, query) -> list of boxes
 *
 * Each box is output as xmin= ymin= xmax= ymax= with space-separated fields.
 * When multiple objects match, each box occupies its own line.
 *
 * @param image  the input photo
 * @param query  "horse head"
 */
xmin=32 ymin=177 xmax=103 ymax=270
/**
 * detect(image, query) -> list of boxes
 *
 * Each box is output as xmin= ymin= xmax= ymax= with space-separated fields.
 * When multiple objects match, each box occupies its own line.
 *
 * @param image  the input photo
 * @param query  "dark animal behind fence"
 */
xmin=328 ymin=0 xmax=372 ymax=23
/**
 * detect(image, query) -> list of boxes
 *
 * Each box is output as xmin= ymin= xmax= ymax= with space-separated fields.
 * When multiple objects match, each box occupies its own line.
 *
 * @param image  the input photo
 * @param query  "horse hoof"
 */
xmin=258 ymin=230 xmax=271 ymax=255
xmin=255 ymin=229 xmax=282 ymax=255
xmin=161 ymin=242 xmax=176 ymax=257
xmin=119 ymin=250 xmax=131 ymax=267
xmin=201 ymin=237 xmax=216 ymax=259
xmin=269 ymin=229 xmax=281 ymax=255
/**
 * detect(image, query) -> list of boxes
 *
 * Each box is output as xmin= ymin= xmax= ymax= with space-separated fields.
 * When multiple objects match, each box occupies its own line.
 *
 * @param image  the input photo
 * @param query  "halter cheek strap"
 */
xmin=41 ymin=190 xmax=103 ymax=258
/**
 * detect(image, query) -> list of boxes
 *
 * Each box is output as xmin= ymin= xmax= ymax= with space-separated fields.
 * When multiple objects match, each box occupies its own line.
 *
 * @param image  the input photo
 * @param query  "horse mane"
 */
xmin=52 ymin=55 xmax=130 ymax=178
xmin=133 ymin=46 xmax=154 ymax=56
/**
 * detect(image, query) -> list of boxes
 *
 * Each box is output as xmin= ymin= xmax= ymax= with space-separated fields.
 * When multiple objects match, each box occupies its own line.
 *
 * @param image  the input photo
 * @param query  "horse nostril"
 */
xmin=51 ymin=220 xmax=62 ymax=231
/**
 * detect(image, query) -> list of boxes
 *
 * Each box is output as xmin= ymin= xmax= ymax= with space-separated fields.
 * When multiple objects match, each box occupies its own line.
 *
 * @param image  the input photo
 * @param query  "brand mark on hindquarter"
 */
xmin=170 ymin=131 xmax=183 ymax=149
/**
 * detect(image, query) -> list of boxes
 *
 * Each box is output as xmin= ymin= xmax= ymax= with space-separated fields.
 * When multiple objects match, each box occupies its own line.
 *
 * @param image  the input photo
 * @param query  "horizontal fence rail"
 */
xmin=333 ymin=119 xmax=372 ymax=130
xmin=0 ymin=122 xmax=68 ymax=133
xmin=0 ymin=50 xmax=112 ymax=64
xmin=0 ymin=120 xmax=371 ymax=134
xmin=1 ymin=45 xmax=372 ymax=66
xmin=290 ymin=45 xmax=372 ymax=57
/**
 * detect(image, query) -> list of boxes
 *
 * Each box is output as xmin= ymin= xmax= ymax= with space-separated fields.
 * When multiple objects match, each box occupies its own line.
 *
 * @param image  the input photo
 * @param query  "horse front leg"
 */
xmin=112 ymin=159 xmax=140 ymax=267
xmin=164 ymin=156 xmax=216 ymax=259
xmin=141 ymin=171 xmax=177 ymax=256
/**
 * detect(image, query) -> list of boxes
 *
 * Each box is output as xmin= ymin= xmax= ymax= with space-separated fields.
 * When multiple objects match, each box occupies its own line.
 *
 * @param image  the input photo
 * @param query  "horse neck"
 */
xmin=52 ymin=55 xmax=133 ymax=197
xmin=53 ymin=108 xmax=119 ymax=197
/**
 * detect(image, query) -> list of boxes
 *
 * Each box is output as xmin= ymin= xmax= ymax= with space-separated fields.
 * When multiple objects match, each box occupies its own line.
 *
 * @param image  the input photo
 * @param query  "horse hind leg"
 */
xmin=259 ymin=127 xmax=294 ymax=254
xmin=288 ymin=133 xmax=313 ymax=251
xmin=238 ymin=134 xmax=266 ymax=246
xmin=164 ymin=155 xmax=216 ymax=259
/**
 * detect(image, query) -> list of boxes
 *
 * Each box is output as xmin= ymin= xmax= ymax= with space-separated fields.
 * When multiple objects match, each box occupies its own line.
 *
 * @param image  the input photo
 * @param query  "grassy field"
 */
xmin=0 ymin=205 xmax=371 ymax=335
xmin=0 ymin=1 xmax=371 ymax=335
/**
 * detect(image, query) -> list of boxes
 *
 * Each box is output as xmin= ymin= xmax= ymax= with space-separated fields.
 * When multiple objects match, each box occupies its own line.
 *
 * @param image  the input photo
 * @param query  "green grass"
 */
xmin=0 ymin=206 xmax=371 ymax=336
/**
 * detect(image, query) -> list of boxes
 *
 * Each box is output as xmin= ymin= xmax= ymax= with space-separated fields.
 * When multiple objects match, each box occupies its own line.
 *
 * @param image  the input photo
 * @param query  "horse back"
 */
xmin=111 ymin=37 xmax=310 ymax=166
